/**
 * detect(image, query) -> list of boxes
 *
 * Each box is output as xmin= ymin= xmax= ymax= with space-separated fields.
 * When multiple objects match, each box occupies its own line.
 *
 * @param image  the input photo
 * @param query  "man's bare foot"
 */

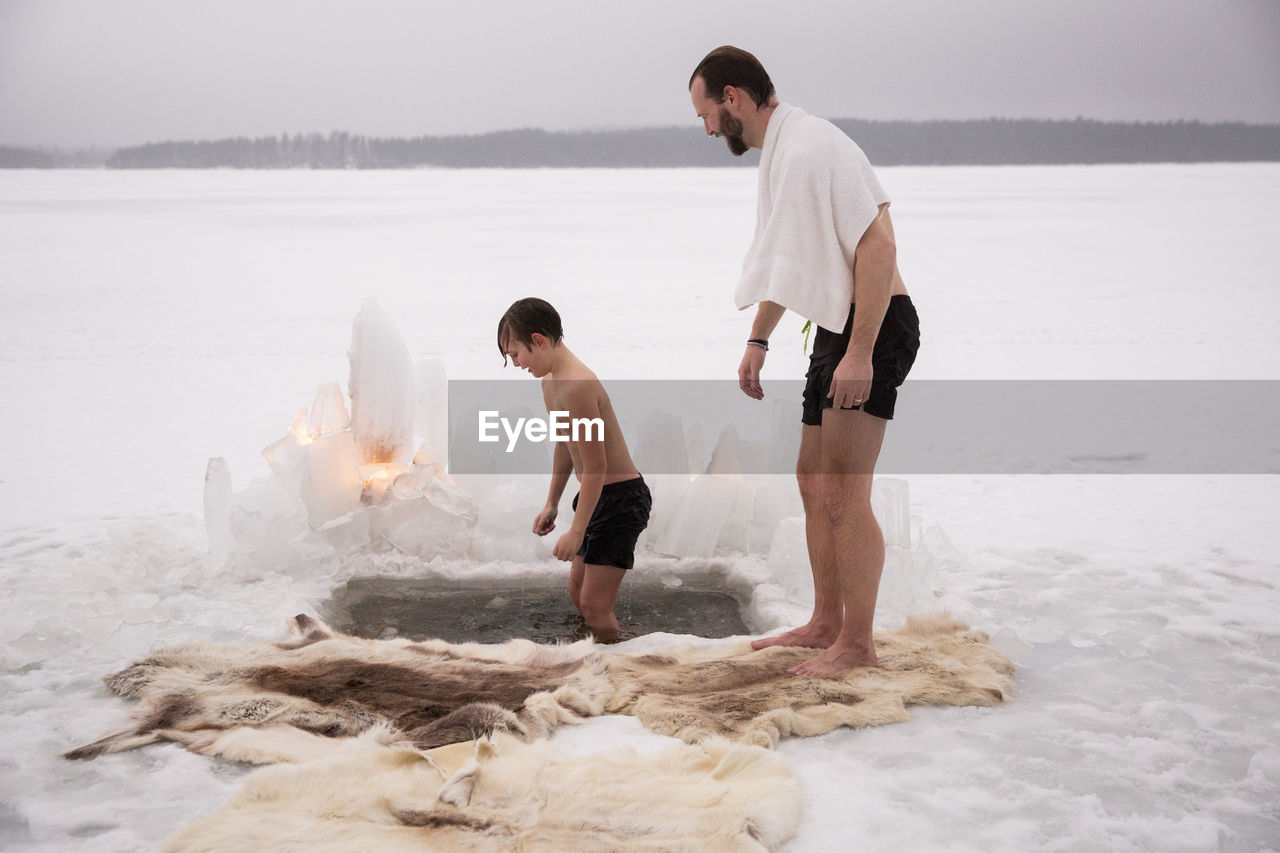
xmin=787 ymin=645 xmax=878 ymax=678
xmin=750 ymin=623 xmax=839 ymax=651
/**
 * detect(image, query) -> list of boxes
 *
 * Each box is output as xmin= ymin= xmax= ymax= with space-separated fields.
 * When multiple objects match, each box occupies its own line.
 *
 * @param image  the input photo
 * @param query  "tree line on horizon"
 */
xmin=4 ymin=118 xmax=1279 ymax=169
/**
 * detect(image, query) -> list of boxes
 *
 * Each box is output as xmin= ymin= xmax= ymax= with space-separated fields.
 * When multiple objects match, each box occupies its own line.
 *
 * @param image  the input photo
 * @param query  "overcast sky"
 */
xmin=2 ymin=0 xmax=1278 ymax=148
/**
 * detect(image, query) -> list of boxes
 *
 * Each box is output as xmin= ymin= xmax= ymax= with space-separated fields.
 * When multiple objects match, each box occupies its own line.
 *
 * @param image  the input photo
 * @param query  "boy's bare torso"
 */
xmin=541 ymin=364 xmax=639 ymax=485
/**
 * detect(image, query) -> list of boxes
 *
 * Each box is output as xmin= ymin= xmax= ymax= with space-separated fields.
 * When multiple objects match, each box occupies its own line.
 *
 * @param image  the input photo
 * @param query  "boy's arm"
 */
xmin=551 ymin=386 xmax=607 ymax=561
xmin=535 ymin=379 xmax=573 ymax=536
xmin=534 ymin=442 xmax=572 ymax=535
xmin=546 ymin=442 xmax=572 ymax=506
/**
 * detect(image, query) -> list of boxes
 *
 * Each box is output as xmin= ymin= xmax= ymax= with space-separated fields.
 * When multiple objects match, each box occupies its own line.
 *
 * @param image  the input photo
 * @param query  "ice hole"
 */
xmin=321 ymin=574 xmax=751 ymax=644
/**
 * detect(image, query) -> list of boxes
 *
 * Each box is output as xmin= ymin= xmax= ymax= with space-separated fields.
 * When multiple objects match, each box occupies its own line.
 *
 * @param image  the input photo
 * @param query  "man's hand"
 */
xmin=532 ymin=505 xmax=557 ymax=536
xmin=828 ymin=352 xmax=873 ymax=410
xmin=553 ymin=528 xmax=585 ymax=561
xmin=738 ymin=345 xmax=766 ymax=400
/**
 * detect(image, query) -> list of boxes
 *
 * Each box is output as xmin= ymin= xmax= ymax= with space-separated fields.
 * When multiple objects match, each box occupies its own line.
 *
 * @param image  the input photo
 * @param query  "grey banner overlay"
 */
xmin=449 ymin=380 xmax=1280 ymax=475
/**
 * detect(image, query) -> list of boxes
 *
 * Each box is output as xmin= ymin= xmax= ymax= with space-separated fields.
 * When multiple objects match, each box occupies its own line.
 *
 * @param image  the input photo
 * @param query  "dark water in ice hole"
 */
xmin=323 ymin=575 xmax=751 ymax=644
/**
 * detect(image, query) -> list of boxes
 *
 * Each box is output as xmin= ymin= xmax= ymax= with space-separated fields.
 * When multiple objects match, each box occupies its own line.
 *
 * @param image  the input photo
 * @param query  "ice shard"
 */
xmin=654 ymin=475 xmax=740 ymax=558
xmin=766 ymin=516 xmax=815 ymax=605
xmin=369 ymin=498 xmax=472 ymax=559
xmin=767 ymin=398 xmax=804 ymax=475
xmin=705 ymin=425 xmax=743 ymax=475
xmin=871 ymin=478 xmax=911 ymax=549
xmin=307 ymin=380 xmax=350 ymax=439
xmin=262 ymin=408 xmax=311 ymax=477
xmin=203 ymin=457 xmax=233 ymax=564
xmin=633 ymin=409 xmax=691 ymax=475
xmin=348 ymin=298 xmax=415 ymax=465
xmin=300 ymin=431 xmax=363 ymax=527
xmin=632 ymin=410 xmax=693 ymax=545
xmin=415 ymin=357 xmax=448 ymax=469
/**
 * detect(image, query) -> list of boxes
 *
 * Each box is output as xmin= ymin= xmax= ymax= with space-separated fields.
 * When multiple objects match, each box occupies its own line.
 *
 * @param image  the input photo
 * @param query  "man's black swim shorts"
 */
xmin=801 ymin=294 xmax=920 ymax=424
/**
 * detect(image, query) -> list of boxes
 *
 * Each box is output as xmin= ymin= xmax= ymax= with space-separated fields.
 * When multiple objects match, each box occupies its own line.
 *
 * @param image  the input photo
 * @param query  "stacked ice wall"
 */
xmin=204 ymin=299 xmax=473 ymax=572
xmin=203 ymin=299 xmax=942 ymax=621
xmin=633 ymin=407 xmax=942 ymax=620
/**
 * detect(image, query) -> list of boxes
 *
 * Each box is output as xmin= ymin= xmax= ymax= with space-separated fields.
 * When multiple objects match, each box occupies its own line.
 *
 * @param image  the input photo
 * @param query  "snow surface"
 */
xmin=2 ymin=165 xmax=1279 ymax=851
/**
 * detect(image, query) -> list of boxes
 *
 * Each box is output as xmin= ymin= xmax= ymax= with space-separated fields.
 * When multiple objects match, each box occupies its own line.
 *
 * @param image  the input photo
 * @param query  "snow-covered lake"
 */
xmin=2 ymin=165 xmax=1278 ymax=851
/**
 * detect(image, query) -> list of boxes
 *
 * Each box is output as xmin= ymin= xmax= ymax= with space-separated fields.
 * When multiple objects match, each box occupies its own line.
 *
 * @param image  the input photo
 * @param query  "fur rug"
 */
xmin=162 ymin=727 xmax=801 ymax=852
xmin=67 ymin=612 xmax=1014 ymax=761
xmin=65 ymin=614 xmax=613 ymax=759
xmin=605 ymin=612 xmax=1016 ymax=747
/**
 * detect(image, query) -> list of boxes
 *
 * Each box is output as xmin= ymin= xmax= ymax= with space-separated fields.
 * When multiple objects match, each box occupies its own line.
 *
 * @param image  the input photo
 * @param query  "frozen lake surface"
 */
xmin=2 ymin=165 xmax=1278 ymax=851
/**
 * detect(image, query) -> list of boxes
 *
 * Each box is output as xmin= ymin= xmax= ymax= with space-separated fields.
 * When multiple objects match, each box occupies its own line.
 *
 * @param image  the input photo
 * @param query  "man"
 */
xmin=689 ymin=45 xmax=920 ymax=677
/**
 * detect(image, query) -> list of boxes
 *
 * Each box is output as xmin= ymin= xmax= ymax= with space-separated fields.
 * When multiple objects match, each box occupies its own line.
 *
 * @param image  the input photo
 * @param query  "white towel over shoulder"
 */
xmin=735 ymin=103 xmax=890 ymax=333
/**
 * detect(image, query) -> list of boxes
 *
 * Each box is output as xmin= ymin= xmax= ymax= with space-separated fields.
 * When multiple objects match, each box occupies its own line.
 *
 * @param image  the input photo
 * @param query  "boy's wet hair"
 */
xmin=497 ymin=297 xmax=563 ymax=364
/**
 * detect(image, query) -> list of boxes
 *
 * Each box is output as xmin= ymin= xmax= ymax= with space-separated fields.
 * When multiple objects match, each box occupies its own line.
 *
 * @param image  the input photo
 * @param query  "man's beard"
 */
xmin=719 ymin=106 xmax=748 ymax=156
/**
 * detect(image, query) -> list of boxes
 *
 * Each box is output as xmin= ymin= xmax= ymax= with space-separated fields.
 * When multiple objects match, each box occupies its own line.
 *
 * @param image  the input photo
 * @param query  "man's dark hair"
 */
xmin=689 ymin=45 xmax=775 ymax=108
xmin=497 ymin=297 xmax=563 ymax=364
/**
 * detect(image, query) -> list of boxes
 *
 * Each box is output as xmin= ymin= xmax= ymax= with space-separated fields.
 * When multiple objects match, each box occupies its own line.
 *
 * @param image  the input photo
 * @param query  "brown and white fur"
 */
xmin=65 ymin=614 xmax=613 ymax=760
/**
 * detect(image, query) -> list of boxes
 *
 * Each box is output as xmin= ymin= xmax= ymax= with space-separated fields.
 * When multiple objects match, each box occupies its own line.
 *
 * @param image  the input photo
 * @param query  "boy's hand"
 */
xmin=738 ymin=345 xmax=765 ymax=400
xmin=552 ymin=528 xmax=584 ymax=561
xmin=533 ymin=506 xmax=557 ymax=536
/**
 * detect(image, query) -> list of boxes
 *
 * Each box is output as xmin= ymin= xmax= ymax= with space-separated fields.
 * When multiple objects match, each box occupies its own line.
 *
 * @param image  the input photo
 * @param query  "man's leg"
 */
xmin=789 ymin=407 xmax=888 ymax=677
xmin=752 ymin=425 xmax=844 ymax=649
xmin=578 ymin=563 xmax=626 ymax=641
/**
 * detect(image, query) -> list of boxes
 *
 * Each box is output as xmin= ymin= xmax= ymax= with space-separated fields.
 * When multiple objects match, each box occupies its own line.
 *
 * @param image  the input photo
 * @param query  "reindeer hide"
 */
xmin=162 ymin=729 xmax=801 ymax=853
xmin=67 ymin=611 xmax=1013 ymax=762
xmin=64 ymin=614 xmax=612 ymax=760
xmin=605 ymin=612 xmax=1016 ymax=747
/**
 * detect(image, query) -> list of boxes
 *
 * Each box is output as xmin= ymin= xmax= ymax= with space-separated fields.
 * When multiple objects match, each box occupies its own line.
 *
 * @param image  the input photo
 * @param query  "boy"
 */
xmin=496 ymin=297 xmax=651 ymax=640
